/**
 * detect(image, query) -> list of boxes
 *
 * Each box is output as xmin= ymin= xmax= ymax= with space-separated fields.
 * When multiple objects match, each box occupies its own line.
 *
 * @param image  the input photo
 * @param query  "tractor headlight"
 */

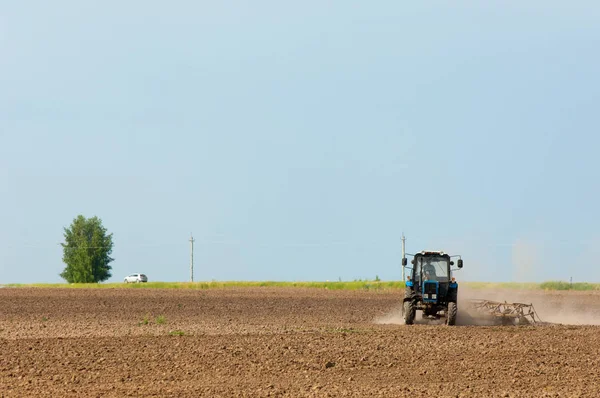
xmin=432 ymin=294 xmax=437 ymax=300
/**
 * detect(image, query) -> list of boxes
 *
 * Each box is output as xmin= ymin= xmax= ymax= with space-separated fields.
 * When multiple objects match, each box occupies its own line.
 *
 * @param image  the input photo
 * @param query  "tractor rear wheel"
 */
xmin=446 ymin=302 xmax=457 ymax=326
xmin=404 ymin=301 xmax=416 ymax=325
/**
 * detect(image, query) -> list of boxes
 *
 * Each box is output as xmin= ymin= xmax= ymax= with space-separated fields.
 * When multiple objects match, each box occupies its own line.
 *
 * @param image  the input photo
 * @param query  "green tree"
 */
xmin=60 ymin=215 xmax=114 ymax=283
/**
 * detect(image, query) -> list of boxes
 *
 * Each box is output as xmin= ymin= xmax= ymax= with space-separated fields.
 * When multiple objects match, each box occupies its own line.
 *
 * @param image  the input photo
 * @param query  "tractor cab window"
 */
xmin=415 ymin=256 xmax=450 ymax=283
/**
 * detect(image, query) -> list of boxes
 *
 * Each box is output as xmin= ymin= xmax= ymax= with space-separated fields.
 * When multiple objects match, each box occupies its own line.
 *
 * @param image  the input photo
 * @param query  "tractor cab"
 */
xmin=411 ymin=252 xmax=452 ymax=303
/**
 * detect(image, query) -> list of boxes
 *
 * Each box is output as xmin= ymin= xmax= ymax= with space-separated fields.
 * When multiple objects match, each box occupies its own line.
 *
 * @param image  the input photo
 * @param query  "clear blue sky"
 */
xmin=2 ymin=1 xmax=599 ymax=283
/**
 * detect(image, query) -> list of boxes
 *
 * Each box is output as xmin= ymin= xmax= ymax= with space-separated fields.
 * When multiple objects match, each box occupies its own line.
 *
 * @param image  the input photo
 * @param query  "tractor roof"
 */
xmin=418 ymin=250 xmax=449 ymax=256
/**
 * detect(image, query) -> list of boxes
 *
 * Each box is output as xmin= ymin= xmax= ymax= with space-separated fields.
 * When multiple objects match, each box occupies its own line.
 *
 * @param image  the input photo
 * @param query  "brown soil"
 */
xmin=1 ymin=287 xmax=599 ymax=397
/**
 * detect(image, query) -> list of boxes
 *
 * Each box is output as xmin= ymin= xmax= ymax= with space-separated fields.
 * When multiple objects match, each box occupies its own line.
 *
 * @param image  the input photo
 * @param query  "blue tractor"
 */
xmin=402 ymin=251 xmax=463 ymax=325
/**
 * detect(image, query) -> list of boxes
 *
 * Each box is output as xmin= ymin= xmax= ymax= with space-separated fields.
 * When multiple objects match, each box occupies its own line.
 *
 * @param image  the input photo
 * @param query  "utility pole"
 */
xmin=189 ymin=233 xmax=195 ymax=282
xmin=401 ymin=233 xmax=406 ymax=282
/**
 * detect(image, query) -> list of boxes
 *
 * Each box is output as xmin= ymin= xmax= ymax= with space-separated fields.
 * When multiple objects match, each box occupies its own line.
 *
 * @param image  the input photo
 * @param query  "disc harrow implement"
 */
xmin=468 ymin=299 xmax=543 ymax=325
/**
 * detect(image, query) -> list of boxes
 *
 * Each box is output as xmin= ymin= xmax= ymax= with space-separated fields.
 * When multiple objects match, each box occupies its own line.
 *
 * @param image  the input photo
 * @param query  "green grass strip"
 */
xmin=3 ymin=280 xmax=405 ymax=290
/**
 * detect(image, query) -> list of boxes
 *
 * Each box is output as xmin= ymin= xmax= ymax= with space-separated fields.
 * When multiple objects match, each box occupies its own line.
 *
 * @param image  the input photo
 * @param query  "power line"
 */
xmin=1 ymin=237 xmax=596 ymax=250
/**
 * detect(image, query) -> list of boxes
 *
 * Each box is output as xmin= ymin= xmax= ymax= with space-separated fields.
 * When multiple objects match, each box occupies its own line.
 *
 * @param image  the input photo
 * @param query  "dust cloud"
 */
xmin=511 ymin=240 xmax=540 ymax=282
xmin=375 ymin=305 xmax=405 ymax=325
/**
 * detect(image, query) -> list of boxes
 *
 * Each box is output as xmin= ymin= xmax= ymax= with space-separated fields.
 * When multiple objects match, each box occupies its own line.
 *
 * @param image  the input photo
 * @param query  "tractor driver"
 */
xmin=423 ymin=261 xmax=437 ymax=281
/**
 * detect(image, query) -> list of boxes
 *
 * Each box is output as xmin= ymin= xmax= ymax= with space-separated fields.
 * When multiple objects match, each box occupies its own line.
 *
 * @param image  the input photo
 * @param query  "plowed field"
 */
xmin=1 ymin=287 xmax=600 ymax=397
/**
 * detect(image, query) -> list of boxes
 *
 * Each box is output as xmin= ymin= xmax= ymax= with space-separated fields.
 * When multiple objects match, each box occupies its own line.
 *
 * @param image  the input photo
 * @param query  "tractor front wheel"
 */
xmin=446 ymin=302 xmax=457 ymax=326
xmin=404 ymin=301 xmax=416 ymax=325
